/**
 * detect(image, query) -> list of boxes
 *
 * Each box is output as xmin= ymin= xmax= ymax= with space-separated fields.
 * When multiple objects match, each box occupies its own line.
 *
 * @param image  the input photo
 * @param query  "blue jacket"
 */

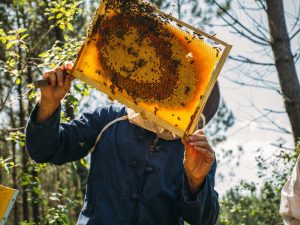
xmin=25 ymin=104 xmax=219 ymax=225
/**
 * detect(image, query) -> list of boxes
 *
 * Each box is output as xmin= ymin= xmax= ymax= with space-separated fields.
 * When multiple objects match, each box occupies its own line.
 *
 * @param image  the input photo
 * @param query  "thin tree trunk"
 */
xmin=266 ymin=0 xmax=300 ymax=144
xmin=27 ymin=64 xmax=40 ymax=223
xmin=18 ymin=81 xmax=30 ymax=221
xmin=9 ymin=108 xmax=20 ymax=225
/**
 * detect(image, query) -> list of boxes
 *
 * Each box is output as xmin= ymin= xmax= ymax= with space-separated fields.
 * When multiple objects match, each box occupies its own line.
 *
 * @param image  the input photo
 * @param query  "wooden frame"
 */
xmin=0 ymin=185 xmax=19 ymax=225
xmin=156 ymin=11 xmax=232 ymax=135
xmin=73 ymin=1 xmax=232 ymax=138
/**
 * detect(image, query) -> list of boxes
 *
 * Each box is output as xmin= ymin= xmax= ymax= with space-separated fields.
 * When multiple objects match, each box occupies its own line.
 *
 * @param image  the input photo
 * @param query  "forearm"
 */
xmin=36 ymin=98 xmax=60 ymax=123
xmin=187 ymin=174 xmax=205 ymax=194
xmin=25 ymin=103 xmax=61 ymax=162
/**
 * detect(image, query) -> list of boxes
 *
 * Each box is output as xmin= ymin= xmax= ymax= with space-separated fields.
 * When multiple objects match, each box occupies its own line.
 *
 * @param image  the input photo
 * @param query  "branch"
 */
xmin=0 ymin=27 xmax=53 ymax=114
xmin=218 ymin=13 xmax=270 ymax=46
xmin=238 ymin=0 xmax=269 ymax=40
xmin=229 ymin=55 xmax=275 ymax=66
xmin=263 ymin=108 xmax=286 ymax=114
xmin=212 ymin=0 xmax=270 ymax=45
xmin=0 ymin=77 xmax=19 ymax=113
xmin=252 ymin=101 xmax=292 ymax=134
xmin=223 ymin=75 xmax=279 ymax=91
xmin=290 ymin=28 xmax=300 ymax=40
xmin=256 ymin=0 xmax=267 ymax=13
xmin=289 ymin=4 xmax=300 ymax=34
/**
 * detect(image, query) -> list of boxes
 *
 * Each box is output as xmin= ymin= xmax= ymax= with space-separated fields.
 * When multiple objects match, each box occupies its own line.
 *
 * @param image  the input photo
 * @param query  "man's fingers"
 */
xmin=55 ymin=68 xmax=64 ymax=87
xmin=193 ymin=147 xmax=215 ymax=158
xmin=43 ymin=70 xmax=56 ymax=87
xmin=194 ymin=129 xmax=204 ymax=135
xmin=188 ymin=134 xmax=207 ymax=142
xmin=63 ymin=61 xmax=73 ymax=71
xmin=63 ymin=74 xmax=72 ymax=90
xmin=188 ymin=140 xmax=211 ymax=149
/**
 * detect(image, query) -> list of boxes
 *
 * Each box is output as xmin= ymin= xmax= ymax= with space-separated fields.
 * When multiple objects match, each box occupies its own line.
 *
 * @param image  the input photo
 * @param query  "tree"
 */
xmin=0 ymin=0 xmax=96 ymax=224
xmin=217 ymin=144 xmax=300 ymax=225
xmin=205 ymin=0 xmax=300 ymax=144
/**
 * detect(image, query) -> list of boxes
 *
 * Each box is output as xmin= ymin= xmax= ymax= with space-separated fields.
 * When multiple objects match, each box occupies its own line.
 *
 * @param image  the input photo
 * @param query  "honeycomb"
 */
xmin=73 ymin=0 xmax=231 ymax=137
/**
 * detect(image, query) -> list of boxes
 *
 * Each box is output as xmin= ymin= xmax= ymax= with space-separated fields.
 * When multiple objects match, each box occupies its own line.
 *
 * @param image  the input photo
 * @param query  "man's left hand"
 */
xmin=182 ymin=130 xmax=215 ymax=194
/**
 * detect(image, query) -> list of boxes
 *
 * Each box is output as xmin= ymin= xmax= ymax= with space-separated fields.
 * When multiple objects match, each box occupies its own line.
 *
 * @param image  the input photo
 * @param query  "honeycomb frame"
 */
xmin=72 ymin=0 xmax=232 ymax=138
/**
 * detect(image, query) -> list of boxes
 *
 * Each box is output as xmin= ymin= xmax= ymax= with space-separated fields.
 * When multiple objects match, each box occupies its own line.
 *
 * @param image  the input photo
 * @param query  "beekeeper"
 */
xmin=25 ymin=62 xmax=220 ymax=225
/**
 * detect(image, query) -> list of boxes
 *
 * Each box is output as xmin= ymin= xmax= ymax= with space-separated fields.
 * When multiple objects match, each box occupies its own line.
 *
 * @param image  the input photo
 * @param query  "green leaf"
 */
xmin=38 ymin=51 xmax=50 ymax=58
xmin=80 ymin=158 xmax=88 ymax=168
xmin=17 ymin=28 xmax=27 ymax=33
xmin=16 ymin=78 xmax=21 ymax=85
xmin=59 ymin=23 xmax=65 ymax=30
xmin=56 ymin=13 xmax=63 ymax=19
xmin=67 ymin=23 xmax=74 ymax=31
xmin=6 ymin=40 xmax=18 ymax=49
xmin=83 ymin=88 xmax=89 ymax=96
xmin=20 ymin=34 xmax=29 ymax=40
xmin=0 ymin=37 xmax=7 ymax=44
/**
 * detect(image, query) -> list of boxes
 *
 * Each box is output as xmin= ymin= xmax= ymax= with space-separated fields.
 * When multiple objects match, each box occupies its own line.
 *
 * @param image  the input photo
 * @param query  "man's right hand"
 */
xmin=36 ymin=62 xmax=74 ymax=123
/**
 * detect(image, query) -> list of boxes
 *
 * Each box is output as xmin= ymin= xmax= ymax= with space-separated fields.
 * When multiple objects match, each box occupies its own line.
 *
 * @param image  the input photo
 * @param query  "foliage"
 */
xmin=44 ymin=189 xmax=76 ymax=225
xmin=6 ymin=131 xmax=25 ymax=146
xmin=0 ymin=0 xmax=93 ymax=224
xmin=217 ymin=144 xmax=300 ymax=225
xmin=45 ymin=0 xmax=83 ymax=31
xmin=0 ymin=156 xmax=15 ymax=174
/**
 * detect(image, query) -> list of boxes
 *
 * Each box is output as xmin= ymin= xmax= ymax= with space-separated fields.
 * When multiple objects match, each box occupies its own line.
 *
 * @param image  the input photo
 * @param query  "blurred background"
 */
xmin=0 ymin=0 xmax=299 ymax=224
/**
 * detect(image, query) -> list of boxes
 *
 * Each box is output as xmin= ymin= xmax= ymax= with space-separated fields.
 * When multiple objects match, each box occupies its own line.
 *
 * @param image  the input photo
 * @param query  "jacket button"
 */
xmin=145 ymin=166 xmax=153 ymax=172
xmin=131 ymin=193 xmax=139 ymax=200
xmin=155 ymin=145 xmax=164 ymax=152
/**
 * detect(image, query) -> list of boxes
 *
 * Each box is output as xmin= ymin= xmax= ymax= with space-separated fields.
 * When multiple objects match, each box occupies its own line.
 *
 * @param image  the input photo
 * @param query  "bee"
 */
xmin=184 ymin=86 xmax=190 ymax=94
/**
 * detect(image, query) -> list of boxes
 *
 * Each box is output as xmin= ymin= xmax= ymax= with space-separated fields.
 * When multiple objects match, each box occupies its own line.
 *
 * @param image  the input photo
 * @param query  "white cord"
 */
xmin=200 ymin=113 xmax=206 ymax=128
xmin=88 ymin=115 xmax=128 ymax=153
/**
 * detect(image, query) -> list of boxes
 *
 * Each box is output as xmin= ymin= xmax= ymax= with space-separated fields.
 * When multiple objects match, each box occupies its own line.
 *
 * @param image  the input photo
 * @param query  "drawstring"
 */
xmin=200 ymin=113 xmax=206 ymax=128
xmin=89 ymin=113 xmax=206 ymax=153
xmin=89 ymin=115 xmax=128 ymax=153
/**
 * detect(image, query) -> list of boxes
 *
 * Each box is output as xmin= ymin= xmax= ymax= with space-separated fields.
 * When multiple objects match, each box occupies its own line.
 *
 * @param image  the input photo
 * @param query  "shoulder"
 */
xmin=94 ymin=103 xmax=127 ymax=119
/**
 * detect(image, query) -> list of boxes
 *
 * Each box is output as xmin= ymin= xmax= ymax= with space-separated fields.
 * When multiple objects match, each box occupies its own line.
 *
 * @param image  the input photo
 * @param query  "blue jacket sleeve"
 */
xmin=25 ymin=103 xmax=119 ymax=165
xmin=181 ymin=160 xmax=219 ymax=225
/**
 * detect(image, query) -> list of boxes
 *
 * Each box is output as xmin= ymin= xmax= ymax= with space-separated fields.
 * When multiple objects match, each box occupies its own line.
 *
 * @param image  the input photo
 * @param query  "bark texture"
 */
xmin=266 ymin=0 xmax=300 ymax=144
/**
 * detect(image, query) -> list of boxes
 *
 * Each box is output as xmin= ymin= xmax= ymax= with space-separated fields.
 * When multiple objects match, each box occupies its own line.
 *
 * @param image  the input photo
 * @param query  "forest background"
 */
xmin=0 ymin=0 xmax=299 ymax=224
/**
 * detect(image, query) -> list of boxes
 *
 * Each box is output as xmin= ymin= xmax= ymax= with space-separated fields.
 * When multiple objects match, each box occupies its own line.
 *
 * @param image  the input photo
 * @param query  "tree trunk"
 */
xmin=18 ymin=81 xmax=30 ymax=221
xmin=266 ymin=0 xmax=300 ymax=144
xmin=15 ymin=6 xmax=30 ymax=221
xmin=9 ymin=108 xmax=20 ymax=225
xmin=27 ymin=64 xmax=40 ymax=224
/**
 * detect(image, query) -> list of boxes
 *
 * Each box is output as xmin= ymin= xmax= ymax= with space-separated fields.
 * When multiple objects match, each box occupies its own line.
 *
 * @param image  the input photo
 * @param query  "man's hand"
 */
xmin=182 ymin=130 xmax=215 ymax=194
xmin=36 ymin=62 xmax=74 ymax=123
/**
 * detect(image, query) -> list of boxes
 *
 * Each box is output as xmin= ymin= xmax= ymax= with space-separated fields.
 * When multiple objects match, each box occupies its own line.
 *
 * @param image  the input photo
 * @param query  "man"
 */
xmin=25 ymin=62 xmax=220 ymax=225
